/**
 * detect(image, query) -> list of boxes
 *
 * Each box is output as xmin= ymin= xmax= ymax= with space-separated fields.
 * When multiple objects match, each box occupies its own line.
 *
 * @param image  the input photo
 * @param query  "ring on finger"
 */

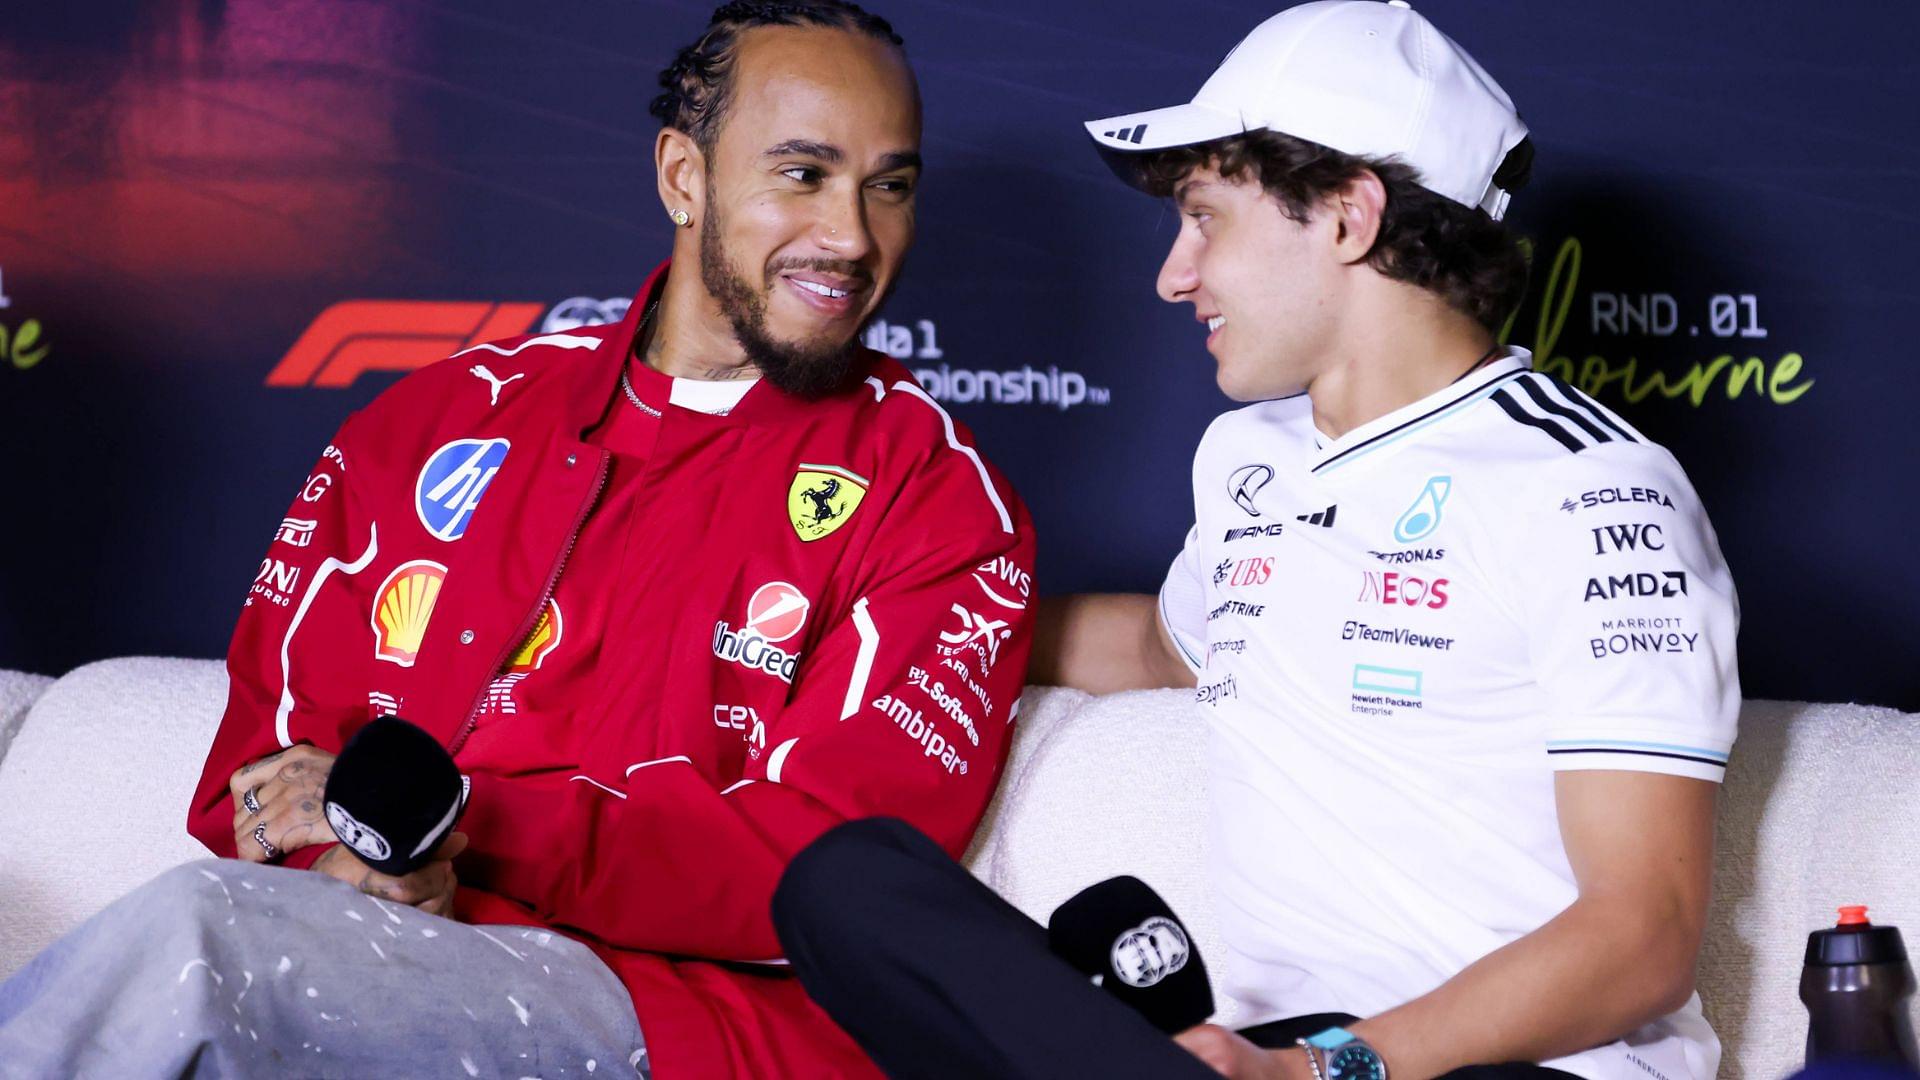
xmin=242 ymin=786 xmax=263 ymax=816
xmin=253 ymin=821 xmax=278 ymax=859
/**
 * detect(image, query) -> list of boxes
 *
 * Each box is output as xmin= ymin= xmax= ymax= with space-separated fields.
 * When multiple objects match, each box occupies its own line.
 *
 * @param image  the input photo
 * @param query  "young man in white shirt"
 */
xmin=773 ymin=4 xmax=1739 ymax=1079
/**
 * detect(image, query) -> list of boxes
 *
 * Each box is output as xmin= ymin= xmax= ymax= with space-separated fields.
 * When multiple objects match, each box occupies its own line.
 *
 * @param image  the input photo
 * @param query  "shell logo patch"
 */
xmin=372 ymin=560 xmax=448 ymax=667
xmin=507 ymin=598 xmax=563 ymax=673
xmin=788 ymin=463 xmax=868 ymax=542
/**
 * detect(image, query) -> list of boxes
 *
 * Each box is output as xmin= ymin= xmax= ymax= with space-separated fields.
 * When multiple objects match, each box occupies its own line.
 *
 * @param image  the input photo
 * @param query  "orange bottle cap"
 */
xmin=1836 ymin=905 xmax=1871 ymax=927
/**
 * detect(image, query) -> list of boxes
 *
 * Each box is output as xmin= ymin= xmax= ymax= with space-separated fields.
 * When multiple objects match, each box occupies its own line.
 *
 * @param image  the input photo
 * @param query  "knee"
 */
xmin=773 ymin=818 xmax=936 ymax=937
xmin=139 ymin=860 xmax=233 ymax=915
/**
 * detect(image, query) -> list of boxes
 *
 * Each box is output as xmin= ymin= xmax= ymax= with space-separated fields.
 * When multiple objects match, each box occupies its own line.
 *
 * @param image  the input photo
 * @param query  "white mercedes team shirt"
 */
xmin=1160 ymin=351 xmax=1739 ymax=1080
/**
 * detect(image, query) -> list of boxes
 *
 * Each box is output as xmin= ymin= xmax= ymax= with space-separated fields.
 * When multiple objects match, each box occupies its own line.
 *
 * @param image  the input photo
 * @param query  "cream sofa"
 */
xmin=0 ymin=658 xmax=1913 ymax=1077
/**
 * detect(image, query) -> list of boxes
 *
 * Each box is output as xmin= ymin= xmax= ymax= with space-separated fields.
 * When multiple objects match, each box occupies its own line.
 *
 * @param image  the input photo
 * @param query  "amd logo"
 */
xmin=1584 ymin=571 xmax=1689 ymax=601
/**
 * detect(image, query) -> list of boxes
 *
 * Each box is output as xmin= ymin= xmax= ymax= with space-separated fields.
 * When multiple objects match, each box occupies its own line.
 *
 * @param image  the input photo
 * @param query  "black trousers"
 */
xmin=772 ymin=817 xmax=1579 ymax=1080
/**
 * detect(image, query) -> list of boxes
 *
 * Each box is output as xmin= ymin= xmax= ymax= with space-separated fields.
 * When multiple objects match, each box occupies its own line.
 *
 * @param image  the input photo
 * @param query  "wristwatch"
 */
xmin=1297 ymin=1027 xmax=1388 ymax=1080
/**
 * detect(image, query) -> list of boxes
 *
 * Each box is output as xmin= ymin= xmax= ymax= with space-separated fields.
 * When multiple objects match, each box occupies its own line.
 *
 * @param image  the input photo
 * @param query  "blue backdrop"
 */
xmin=2 ymin=0 xmax=1915 ymax=709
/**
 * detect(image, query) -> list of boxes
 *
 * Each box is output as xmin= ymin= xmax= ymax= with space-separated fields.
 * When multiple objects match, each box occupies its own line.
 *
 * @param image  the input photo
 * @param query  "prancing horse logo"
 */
xmin=801 ymin=478 xmax=842 ymax=523
xmin=787 ymin=464 xmax=869 ymax=542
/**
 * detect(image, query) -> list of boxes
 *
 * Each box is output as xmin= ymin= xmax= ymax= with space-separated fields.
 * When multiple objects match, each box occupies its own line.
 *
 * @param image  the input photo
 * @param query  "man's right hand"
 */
xmin=312 ymin=831 xmax=469 ymax=917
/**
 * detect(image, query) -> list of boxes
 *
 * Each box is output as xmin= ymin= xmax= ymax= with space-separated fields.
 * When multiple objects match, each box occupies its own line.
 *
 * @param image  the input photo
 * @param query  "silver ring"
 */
xmin=252 ymin=821 xmax=278 ymax=859
xmin=242 ymin=787 xmax=262 ymax=816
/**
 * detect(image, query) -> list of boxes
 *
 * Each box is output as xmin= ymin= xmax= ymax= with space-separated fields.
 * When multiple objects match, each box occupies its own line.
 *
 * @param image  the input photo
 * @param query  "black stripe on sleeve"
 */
xmin=1515 ymin=375 xmax=1612 ymax=445
xmin=1491 ymin=388 xmax=1586 ymax=453
xmin=1547 ymin=747 xmax=1728 ymax=769
xmin=1540 ymin=374 xmax=1640 ymax=444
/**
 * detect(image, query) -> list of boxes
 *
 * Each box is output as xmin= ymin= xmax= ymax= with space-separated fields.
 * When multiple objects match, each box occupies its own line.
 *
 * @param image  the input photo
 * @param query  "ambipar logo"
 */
xmin=864 ymin=317 xmax=1111 ymax=411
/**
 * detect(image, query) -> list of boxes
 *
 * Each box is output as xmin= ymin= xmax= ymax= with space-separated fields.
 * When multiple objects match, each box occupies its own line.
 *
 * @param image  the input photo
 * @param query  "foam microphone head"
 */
xmin=1047 ymin=875 xmax=1213 ymax=1033
xmin=322 ymin=715 xmax=467 ymax=877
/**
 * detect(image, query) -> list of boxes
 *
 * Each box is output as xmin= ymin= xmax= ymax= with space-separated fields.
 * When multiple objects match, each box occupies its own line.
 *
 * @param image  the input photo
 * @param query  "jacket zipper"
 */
xmin=449 ymin=447 xmax=612 ymax=756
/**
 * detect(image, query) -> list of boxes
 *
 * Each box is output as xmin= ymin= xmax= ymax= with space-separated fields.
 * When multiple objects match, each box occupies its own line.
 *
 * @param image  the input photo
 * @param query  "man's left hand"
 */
xmin=229 ymin=744 xmax=338 ymax=860
xmin=1176 ymin=1024 xmax=1313 ymax=1080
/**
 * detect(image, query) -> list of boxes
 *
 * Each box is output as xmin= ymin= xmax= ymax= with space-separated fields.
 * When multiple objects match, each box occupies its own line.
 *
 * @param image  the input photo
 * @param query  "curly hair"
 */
xmin=650 ymin=1 xmax=906 ymax=153
xmin=1130 ymin=129 xmax=1531 ymax=334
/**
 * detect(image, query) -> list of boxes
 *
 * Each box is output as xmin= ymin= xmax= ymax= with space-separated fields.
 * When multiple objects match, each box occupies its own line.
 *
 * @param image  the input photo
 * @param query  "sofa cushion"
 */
xmin=0 ymin=657 xmax=228 ymax=976
xmin=0 ymin=668 xmax=55 ymax=770
xmin=2 ymin=658 xmax=1914 ymax=1080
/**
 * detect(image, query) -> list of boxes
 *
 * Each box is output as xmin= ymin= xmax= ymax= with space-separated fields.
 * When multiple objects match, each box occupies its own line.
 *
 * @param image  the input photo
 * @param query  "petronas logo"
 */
xmin=1393 ymin=476 xmax=1452 ymax=543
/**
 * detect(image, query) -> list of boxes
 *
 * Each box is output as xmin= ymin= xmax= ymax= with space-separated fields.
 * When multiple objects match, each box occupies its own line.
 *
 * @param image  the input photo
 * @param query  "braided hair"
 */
xmin=650 ymin=1 xmax=906 ymax=153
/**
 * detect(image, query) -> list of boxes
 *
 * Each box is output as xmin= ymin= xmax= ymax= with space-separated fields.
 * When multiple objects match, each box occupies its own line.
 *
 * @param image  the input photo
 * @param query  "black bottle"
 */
xmin=1800 ymin=905 xmax=1919 ymax=1069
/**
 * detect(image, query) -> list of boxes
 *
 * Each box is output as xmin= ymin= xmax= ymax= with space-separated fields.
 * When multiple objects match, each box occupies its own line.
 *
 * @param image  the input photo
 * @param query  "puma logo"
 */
xmin=469 ymin=364 xmax=525 ymax=406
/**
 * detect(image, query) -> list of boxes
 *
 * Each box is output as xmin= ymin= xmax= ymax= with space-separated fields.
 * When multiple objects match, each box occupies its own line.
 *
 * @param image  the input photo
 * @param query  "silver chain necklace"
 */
xmin=620 ymin=299 xmax=663 ymax=418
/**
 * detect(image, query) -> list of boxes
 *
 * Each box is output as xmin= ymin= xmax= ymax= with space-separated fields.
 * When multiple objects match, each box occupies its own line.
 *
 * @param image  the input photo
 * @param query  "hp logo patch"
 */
xmin=415 ymin=438 xmax=510 ymax=542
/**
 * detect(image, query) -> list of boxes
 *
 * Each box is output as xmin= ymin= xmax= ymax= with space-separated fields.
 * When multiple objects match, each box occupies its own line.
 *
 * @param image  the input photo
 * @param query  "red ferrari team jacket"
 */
xmin=186 ymin=262 xmax=1038 ymax=1077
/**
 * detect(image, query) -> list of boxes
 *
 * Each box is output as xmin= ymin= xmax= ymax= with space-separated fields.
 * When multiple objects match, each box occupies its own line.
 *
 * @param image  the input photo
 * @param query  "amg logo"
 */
xmin=1584 ymin=571 xmax=1688 ymax=601
xmin=1224 ymin=524 xmax=1286 ymax=543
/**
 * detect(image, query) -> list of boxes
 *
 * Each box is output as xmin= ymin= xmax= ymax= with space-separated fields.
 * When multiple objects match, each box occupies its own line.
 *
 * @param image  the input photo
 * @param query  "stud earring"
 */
xmin=669 ymin=209 xmax=691 ymax=228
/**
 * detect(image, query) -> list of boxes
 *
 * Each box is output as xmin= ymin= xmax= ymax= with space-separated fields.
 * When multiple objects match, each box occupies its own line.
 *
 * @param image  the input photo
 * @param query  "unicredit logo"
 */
xmin=744 ymin=581 xmax=809 ymax=642
xmin=713 ymin=582 xmax=809 ymax=683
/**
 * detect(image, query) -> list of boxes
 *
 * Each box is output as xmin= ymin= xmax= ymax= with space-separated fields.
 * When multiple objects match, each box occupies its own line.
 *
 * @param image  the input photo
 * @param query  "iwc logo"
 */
xmin=788 ymin=464 xmax=869 ymax=542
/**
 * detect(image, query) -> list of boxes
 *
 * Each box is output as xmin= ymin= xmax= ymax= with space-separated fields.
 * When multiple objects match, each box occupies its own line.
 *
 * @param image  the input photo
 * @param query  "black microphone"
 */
xmin=322 ymin=715 xmax=468 ymax=877
xmin=1047 ymin=875 xmax=1214 ymax=1033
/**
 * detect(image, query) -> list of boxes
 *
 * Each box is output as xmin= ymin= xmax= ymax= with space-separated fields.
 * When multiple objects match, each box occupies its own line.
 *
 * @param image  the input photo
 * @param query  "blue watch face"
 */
xmin=1326 ymin=1045 xmax=1386 ymax=1080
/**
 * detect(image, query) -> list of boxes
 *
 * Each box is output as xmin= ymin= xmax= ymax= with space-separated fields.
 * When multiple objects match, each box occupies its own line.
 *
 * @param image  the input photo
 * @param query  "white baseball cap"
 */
xmin=1085 ymin=0 xmax=1532 ymax=219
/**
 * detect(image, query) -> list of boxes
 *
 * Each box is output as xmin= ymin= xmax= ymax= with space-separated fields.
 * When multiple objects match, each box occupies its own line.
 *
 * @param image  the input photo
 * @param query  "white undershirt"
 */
xmin=668 ymin=376 xmax=757 ymax=416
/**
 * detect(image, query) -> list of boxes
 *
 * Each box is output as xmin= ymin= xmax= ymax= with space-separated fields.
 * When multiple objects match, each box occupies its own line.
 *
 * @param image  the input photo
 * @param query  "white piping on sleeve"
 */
xmin=276 ymin=522 xmax=380 ymax=748
xmin=890 ymin=381 xmax=1014 ymax=534
xmin=970 ymin=572 xmax=1025 ymax=610
xmin=767 ymin=738 xmax=800 ymax=782
xmin=841 ymin=597 xmax=879 ymax=721
xmin=451 ymin=333 xmax=604 ymax=360
xmin=625 ymin=756 xmax=692 ymax=777
xmin=720 ymin=779 xmax=757 ymax=795
xmin=569 ymin=775 xmax=626 ymax=799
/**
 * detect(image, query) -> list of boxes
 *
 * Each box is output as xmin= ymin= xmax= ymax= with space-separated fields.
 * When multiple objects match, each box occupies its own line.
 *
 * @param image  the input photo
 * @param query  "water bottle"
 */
xmin=1800 ymin=905 xmax=1919 ymax=1069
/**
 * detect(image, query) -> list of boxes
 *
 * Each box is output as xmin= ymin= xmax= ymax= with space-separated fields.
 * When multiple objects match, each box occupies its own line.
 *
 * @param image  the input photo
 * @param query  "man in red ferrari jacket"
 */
xmin=0 ymin=2 xmax=1034 ymax=1076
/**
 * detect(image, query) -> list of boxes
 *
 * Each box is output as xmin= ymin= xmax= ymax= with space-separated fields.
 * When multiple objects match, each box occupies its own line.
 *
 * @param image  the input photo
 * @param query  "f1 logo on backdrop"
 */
xmin=266 ymin=302 xmax=547 ymax=388
xmin=267 ymin=296 xmax=643 ymax=387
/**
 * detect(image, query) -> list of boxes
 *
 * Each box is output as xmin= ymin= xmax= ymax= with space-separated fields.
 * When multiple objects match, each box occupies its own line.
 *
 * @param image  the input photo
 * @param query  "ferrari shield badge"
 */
xmin=788 ymin=463 xmax=869 ymax=542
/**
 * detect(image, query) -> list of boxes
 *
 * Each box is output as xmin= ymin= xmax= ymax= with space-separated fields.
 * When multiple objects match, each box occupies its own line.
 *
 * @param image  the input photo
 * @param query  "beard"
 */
xmin=698 ymin=204 xmax=871 ymax=401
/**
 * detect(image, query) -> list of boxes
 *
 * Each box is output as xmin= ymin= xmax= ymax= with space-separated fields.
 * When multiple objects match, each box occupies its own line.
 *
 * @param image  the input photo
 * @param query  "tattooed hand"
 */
xmin=229 ymin=744 xmax=339 ymax=860
xmin=313 ymin=832 xmax=468 ymax=916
